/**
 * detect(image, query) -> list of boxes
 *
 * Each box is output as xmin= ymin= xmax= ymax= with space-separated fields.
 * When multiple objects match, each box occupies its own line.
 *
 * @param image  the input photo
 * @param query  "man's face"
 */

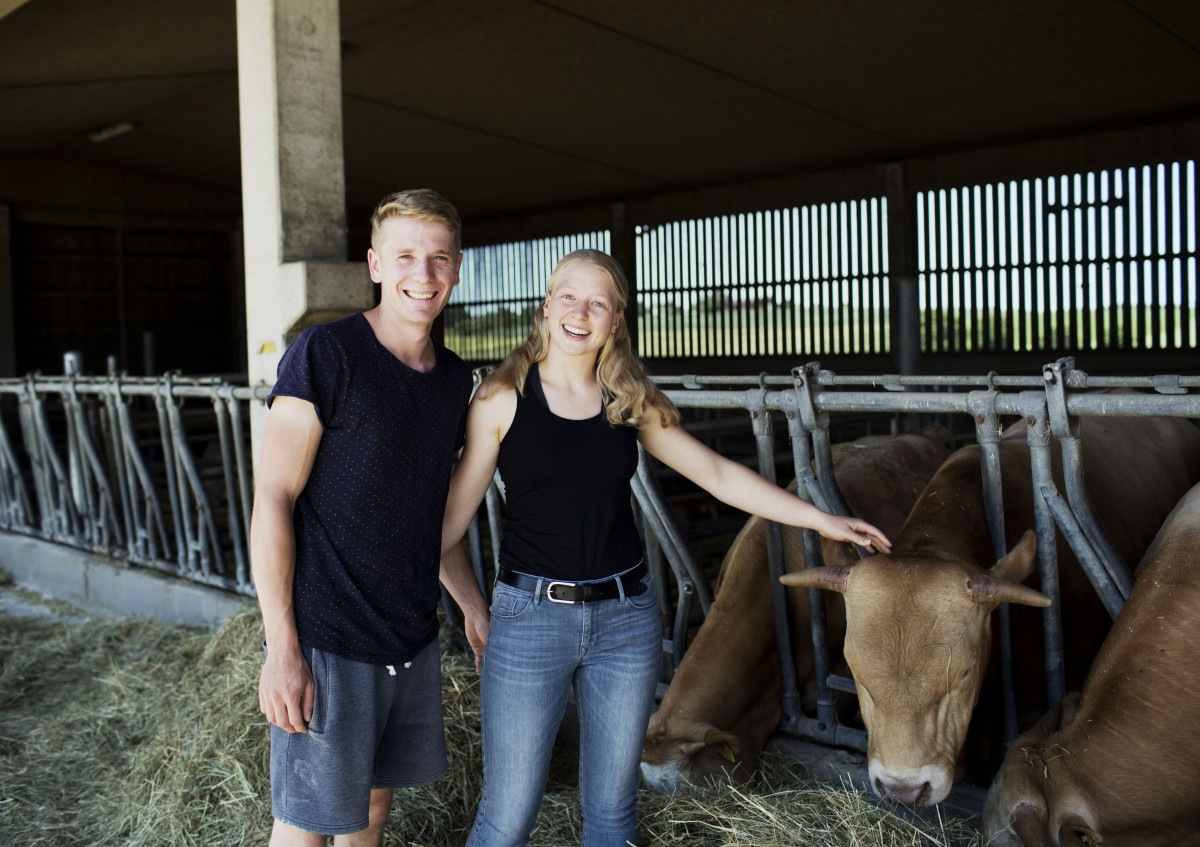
xmin=367 ymin=217 xmax=461 ymax=329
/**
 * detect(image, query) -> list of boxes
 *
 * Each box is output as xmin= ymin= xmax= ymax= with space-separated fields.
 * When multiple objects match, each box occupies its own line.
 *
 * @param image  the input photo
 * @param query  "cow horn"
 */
xmin=967 ymin=529 xmax=1050 ymax=607
xmin=965 ymin=573 xmax=1052 ymax=607
xmin=780 ymin=566 xmax=852 ymax=593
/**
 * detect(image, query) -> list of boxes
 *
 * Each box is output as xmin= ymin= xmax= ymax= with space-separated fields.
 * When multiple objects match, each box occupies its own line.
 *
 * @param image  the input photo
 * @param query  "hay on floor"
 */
xmin=0 ymin=586 xmax=980 ymax=846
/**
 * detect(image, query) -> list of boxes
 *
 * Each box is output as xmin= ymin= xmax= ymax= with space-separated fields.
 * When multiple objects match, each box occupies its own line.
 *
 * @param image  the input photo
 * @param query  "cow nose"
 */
xmin=875 ymin=776 xmax=930 ymax=807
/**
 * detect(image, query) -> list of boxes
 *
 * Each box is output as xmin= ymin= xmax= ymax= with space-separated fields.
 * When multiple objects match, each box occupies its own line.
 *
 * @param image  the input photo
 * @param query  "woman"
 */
xmin=442 ymin=249 xmax=890 ymax=847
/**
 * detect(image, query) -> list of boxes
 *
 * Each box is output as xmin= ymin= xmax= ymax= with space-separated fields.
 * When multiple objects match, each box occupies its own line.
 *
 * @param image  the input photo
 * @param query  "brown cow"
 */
xmin=982 ymin=481 xmax=1200 ymax=846
xmin=783 ymin=411 xmax=1200 ymax=807
xmin=640 ymin=425 xmax=955 ymax=791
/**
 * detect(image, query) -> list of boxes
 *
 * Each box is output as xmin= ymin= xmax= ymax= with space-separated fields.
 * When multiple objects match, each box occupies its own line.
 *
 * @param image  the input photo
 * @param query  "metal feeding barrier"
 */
xmin=2 ymin=358 xmax=1199 ymax=753
xmin=0 ymin=371 xmax=268 ymax=594
xmin=640 ymin=359 xmax=1200 ymax=751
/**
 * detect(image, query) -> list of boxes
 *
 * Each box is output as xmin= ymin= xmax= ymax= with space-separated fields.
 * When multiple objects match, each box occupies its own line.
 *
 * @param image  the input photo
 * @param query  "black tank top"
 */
xmin=496 ymin=363 xmax=643 ymax=581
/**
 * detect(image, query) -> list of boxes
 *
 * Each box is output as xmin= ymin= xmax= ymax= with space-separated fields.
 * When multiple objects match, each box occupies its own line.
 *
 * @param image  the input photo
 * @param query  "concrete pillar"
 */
xmin=236 ymin=0 xmax=373 ymax=462
xmin=0 ymin=205 xmax=14 ymax=377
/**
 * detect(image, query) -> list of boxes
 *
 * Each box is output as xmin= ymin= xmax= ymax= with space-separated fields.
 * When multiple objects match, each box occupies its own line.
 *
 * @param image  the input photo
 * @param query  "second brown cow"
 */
xmin=982 ymin=480 xmax=1200 ymax=846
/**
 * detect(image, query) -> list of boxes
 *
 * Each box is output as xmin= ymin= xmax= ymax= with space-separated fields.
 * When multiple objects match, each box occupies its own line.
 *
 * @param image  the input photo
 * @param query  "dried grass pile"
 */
xmin=0 ymin=586 xmax=981 ymax=846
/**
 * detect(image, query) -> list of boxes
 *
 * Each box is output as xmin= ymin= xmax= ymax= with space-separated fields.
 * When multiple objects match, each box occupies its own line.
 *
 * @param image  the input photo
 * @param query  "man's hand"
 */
xmin=463 ymin=612 xmax=489 ymax=673
xmin=439 ymin=542 xmax=491 ymax=673
xmin=259 ymin=644 xmax=314 ymax=733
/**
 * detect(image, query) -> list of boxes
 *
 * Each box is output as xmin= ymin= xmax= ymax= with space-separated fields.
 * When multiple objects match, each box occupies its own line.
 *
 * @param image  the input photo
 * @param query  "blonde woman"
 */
xmin=442 ymin=249 xmax=890 ymax=847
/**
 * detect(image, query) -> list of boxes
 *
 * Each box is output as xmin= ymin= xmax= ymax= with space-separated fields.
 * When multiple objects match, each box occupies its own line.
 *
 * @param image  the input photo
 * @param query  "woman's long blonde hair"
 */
xmin=481 ymin=249 xmax=680 ymax=429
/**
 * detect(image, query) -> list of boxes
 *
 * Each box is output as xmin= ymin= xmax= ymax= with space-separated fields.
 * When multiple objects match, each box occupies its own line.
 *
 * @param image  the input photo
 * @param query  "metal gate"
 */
xmin=2 ymin=359 xmax=1199 ymax=752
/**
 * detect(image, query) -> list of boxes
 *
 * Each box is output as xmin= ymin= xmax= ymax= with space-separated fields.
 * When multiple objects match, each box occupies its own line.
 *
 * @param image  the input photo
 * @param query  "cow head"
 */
xmin=983 ymin=692 xmax=1105 ymax=847
xmin=640 ymin=718 xmax=742 ymax=792
xmin=782 ymin=529 xmax=1049 ymax=807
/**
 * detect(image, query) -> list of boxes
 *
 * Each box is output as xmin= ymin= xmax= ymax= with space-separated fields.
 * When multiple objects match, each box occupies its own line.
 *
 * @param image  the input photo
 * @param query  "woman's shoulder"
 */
xmin=466 ymin=377 xmax=519 ymax=445
xmin=472 ymin=377 xmax=518 ymax=416
xmin=476 ymin=370 xmax=517 ymax=399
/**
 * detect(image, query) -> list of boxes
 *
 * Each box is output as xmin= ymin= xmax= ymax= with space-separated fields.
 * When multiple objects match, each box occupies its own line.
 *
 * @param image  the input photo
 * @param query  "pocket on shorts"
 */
xmin=489 ymin=581 xmax=533 ymax=619
xmin=625 ymin=573 xmax=658 ymax=609
xmin=306 ymin=646 xmax=326 ymax=735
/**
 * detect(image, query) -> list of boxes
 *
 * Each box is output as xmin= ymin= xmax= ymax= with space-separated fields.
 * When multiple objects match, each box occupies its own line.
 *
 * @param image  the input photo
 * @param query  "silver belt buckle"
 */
xmin=546 ymin=581 xmax=575 ymax=603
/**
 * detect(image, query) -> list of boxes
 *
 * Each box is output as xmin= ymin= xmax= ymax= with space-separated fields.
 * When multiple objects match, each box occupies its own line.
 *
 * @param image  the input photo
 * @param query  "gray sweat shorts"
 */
xmin=269 ymin=638 xmax=448 ymax=835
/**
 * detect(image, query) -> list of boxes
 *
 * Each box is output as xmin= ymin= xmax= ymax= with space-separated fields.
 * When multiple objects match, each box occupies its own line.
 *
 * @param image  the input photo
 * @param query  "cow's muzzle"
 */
xmin=874 ymin=776 xmax=932 ymax=808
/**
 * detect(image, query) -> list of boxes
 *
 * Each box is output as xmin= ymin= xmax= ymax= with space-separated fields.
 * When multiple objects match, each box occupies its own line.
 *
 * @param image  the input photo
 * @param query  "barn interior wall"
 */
xmin=2 ymin=118 xmax=1197 ymax=380
xmin=465 ymin=117 xmax=1200 ymax=249
xmin=906 ymin=115 xmax=1200 ymax=192
xmin=2 ymin=155 xmax=244 ymax=377
xmin=462 ymin=118 xmax=1200 ymax=379
xmin=0 ymin=206 xmax=12 ymax=376
xmin=0 ymin=155 xmax=242 ymax=225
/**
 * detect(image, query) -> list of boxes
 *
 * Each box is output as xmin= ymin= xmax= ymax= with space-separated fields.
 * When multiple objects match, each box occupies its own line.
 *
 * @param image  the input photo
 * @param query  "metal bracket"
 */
xmin=1152 ymin=374 xmax=1187 ymax=395
xmin=791 ymin=363 xmax=823 ymax=434
xmin=1042 ymin=357 xmax=1080 ymax=440
xmin=748 ymin=372 xmax=772 ymax=437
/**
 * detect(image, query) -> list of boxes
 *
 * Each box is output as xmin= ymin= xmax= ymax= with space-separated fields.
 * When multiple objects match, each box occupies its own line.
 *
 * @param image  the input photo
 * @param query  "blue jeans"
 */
xmin=466 ymin=567 xmax=661 ymax=847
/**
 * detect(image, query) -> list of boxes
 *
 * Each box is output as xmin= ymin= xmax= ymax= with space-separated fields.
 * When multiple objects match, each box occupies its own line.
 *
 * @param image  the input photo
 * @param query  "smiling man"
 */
xmin=250 ymin=190 xmax=489 ymax=847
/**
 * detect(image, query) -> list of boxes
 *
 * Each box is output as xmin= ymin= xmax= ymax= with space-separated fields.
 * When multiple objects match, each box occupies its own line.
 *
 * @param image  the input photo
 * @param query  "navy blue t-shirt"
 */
xmin=269 ymin=312 xmax=471 ymax=664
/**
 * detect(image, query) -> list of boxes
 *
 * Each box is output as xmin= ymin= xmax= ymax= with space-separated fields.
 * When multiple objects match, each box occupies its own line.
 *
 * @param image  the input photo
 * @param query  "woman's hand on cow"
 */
xmin=814 ymin=513 xmax=892 ymax=554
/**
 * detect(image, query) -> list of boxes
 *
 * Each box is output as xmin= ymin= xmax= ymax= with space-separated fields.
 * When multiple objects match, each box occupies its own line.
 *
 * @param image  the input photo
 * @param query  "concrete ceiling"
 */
xmin=1 ymin=0 xmax=1199 ymax=226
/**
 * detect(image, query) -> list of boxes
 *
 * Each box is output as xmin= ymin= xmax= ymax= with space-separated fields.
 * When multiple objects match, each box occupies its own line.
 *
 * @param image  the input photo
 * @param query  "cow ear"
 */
xmin=967 ymin=530 xmax=1052 ymax=607
xmin=992 ymin=529 xmax=1039 ymax=582
xmin=1034 ymin=690 xmax=1082 ymax=734
xmin=780 ymin=566 xmax=852 ymax=593
xmin=1058 ymin=690 xmax=1082 ymax=729
xmin=702 ymin=728 xmax=739 ymax=762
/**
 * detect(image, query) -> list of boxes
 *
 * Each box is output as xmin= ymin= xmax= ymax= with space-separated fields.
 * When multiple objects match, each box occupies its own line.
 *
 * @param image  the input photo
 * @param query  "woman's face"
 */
xmin=542 ymin=261 xmax=623 ymax=360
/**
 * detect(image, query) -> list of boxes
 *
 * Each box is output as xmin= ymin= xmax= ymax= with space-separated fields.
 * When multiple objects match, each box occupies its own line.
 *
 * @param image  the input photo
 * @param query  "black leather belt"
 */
xmin=496 ymin=562 xmax=648 ymax=604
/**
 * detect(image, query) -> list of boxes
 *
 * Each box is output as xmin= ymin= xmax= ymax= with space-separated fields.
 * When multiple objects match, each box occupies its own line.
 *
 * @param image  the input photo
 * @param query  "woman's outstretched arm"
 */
xmin=637 ymin=409 xmax=891 ymax=553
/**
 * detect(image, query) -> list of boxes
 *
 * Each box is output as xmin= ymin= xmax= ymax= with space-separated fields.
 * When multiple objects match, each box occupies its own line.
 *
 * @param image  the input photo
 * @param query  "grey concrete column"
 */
xmin=0 ymin=205 xmax=14 ymax=377
xmin=237 ymin=0 xmax=373 ymax=462
xmin=886 ymin=163 xmax=920 ymax=376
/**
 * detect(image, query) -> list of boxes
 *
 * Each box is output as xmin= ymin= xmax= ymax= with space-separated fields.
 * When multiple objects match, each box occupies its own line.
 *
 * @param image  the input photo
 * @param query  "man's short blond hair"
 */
xmin=370 ymin=189 xmax=462 ymax=253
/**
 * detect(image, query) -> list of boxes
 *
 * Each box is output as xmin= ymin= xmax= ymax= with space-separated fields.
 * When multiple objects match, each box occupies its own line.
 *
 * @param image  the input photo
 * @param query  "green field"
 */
xmin=446 ymin=303 xmax=1196 ymax=363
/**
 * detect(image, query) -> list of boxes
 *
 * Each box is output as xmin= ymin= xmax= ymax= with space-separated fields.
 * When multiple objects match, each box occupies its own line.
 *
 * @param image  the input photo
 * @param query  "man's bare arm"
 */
xmin=249 ymin=395 xmax=322 ymax=733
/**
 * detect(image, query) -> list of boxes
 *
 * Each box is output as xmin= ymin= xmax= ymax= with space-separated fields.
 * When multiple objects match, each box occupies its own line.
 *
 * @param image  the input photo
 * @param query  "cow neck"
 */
xmin=894 ymin=448 xmax=994 ymax=570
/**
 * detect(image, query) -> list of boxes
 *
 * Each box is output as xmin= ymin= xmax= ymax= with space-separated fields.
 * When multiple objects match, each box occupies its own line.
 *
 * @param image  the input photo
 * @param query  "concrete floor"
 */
xmin=0 ymin=581 xmax=90 ymax=625
xmin=0 ymin=533 xmax=252 ymax=628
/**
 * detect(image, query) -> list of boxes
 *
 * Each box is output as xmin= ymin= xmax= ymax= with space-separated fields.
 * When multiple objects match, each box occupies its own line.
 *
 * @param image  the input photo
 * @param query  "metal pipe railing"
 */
xmin=0 ymin=373 xmax=268 ymax=594
xmin=2 ymin=358 xmax=1198 ymax=755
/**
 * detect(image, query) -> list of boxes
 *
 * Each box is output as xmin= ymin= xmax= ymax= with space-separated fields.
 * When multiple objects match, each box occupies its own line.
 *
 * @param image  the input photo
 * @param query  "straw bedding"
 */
xmin=0 ymin=585 xmax=980 ymax=846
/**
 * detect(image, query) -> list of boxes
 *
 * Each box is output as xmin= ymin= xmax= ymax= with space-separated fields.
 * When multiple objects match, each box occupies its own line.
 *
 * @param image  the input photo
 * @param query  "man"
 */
xmin=250 ymin=189 xmax=489 ymax=846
